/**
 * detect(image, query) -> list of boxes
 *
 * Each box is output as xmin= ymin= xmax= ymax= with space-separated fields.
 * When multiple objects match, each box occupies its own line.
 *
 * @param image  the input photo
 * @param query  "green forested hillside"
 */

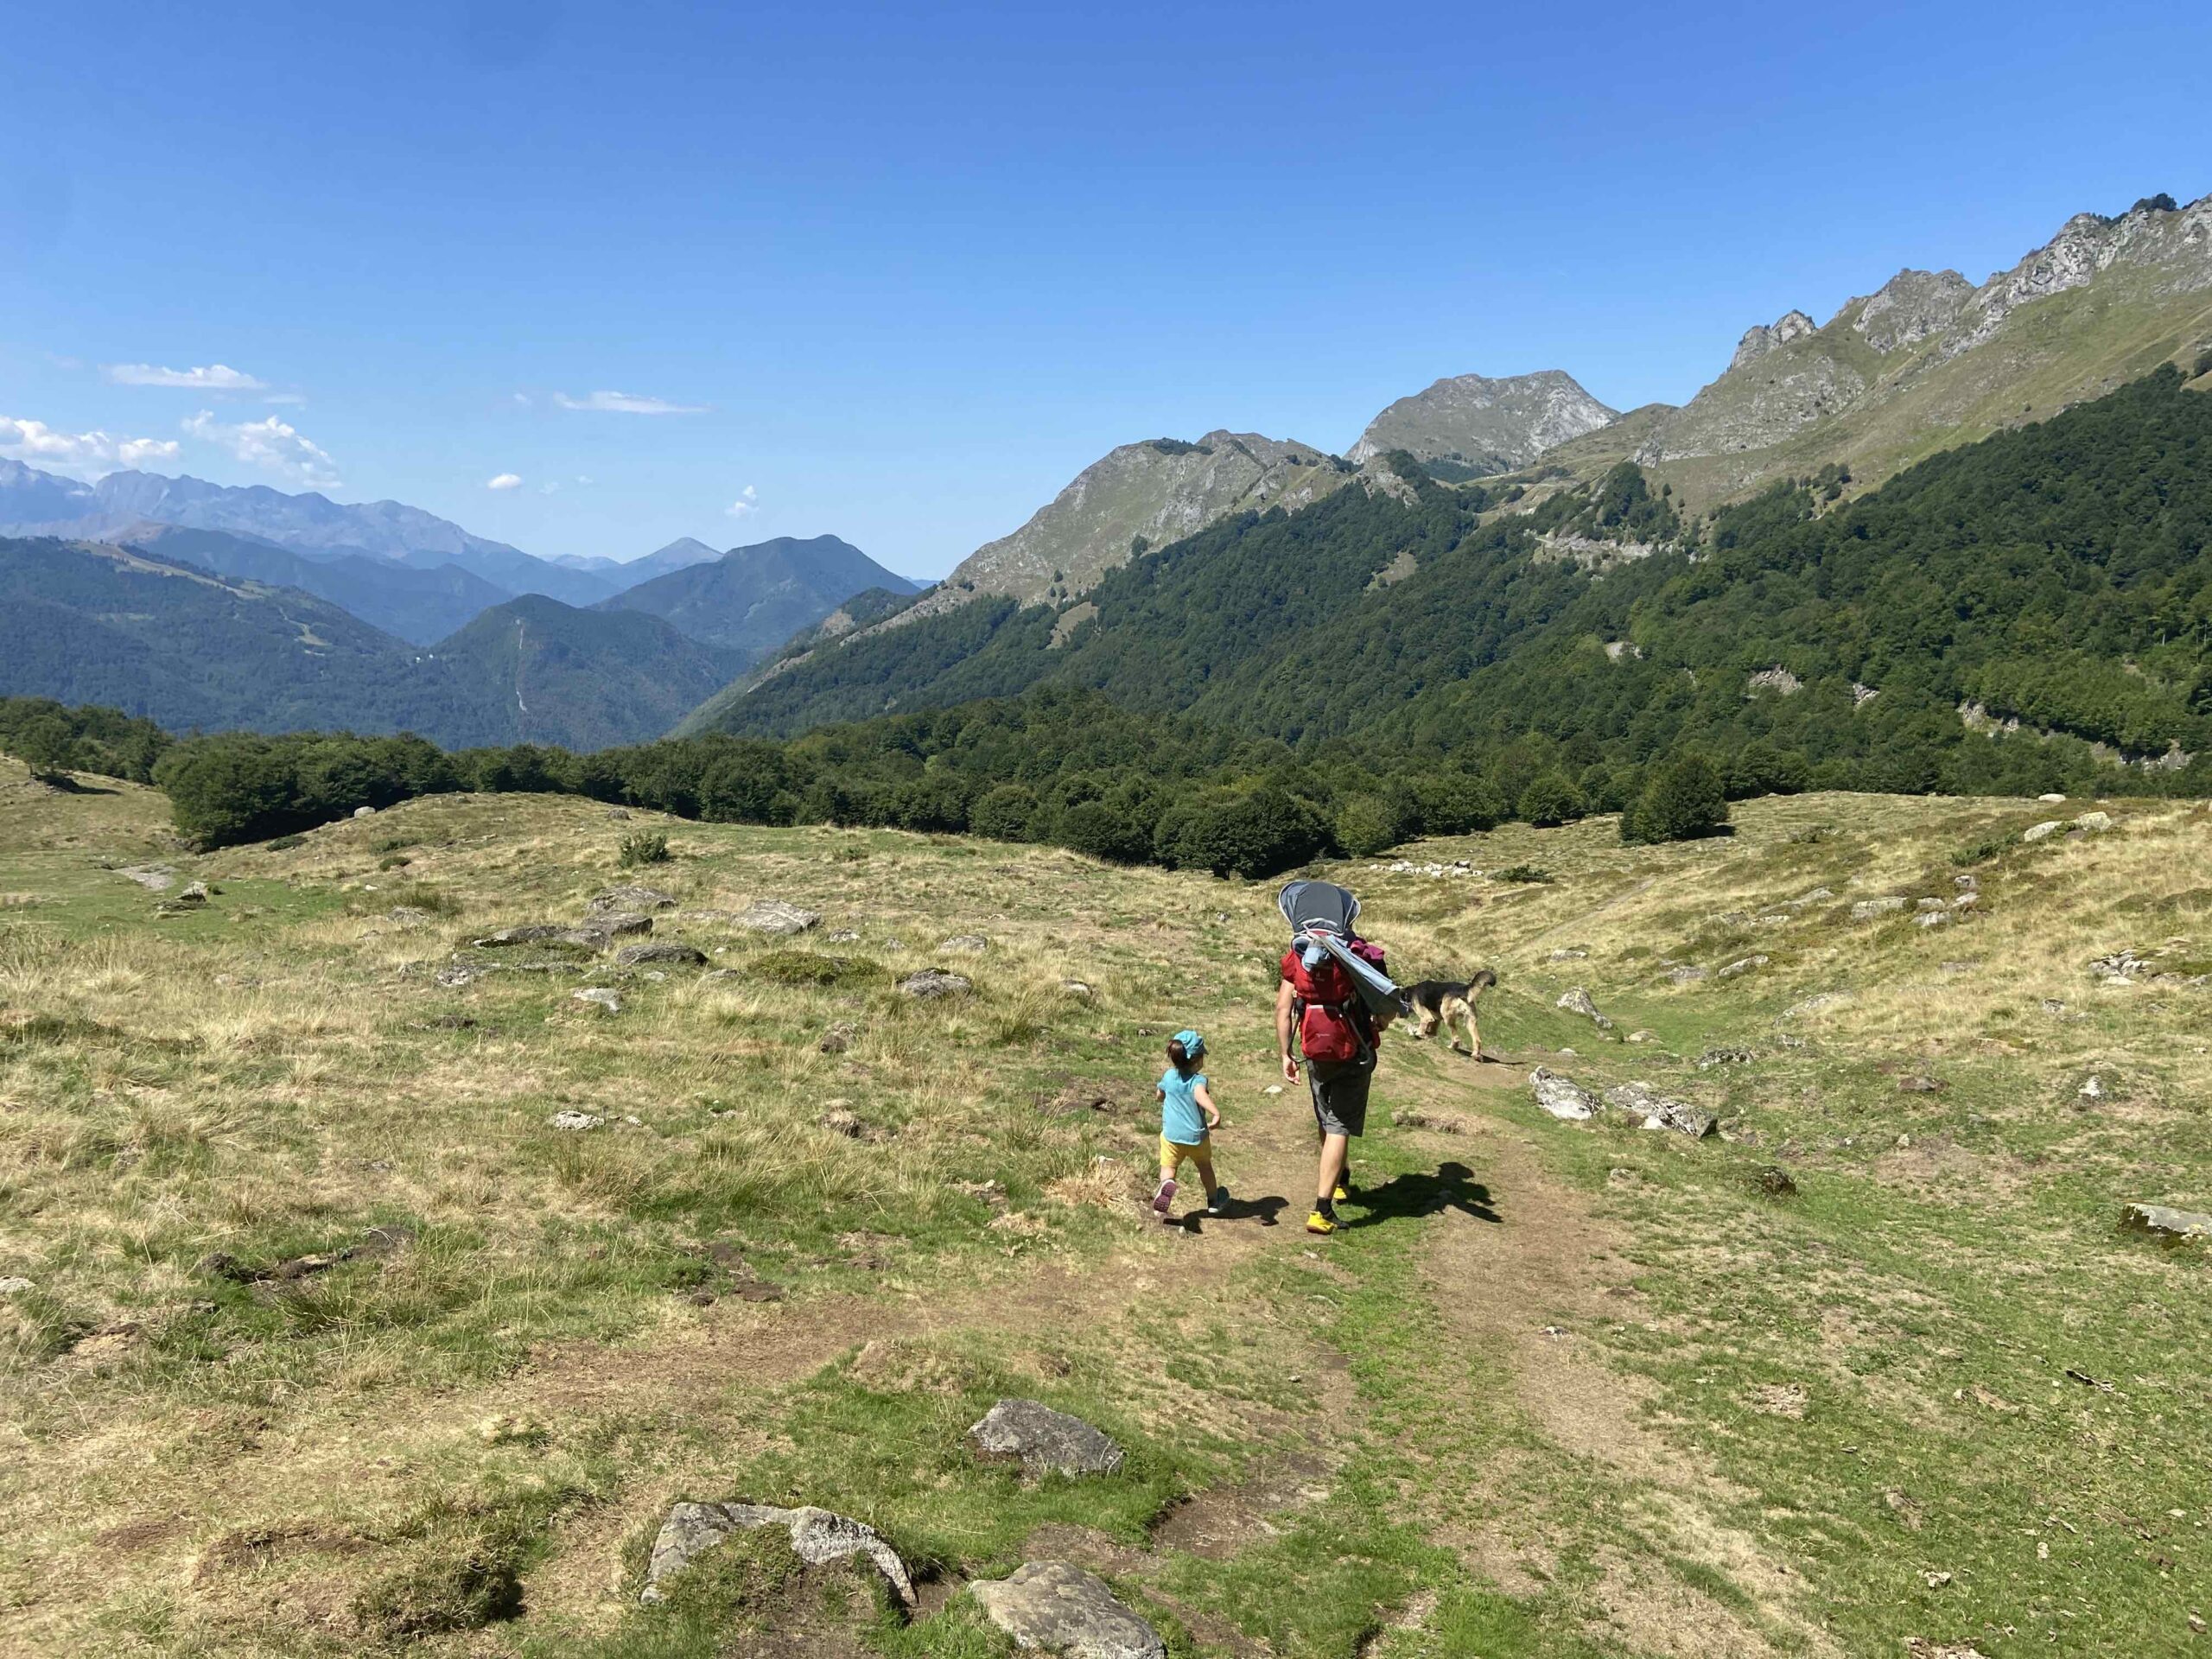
xmin=702 ymin=369 xmax=2212 ymax=798
xmin=429 ymin=596 xmax=746 ymax=750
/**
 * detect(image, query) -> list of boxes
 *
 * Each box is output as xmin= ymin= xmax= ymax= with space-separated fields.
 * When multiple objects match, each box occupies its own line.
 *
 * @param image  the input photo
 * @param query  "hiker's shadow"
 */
xmin=1176 ymin=1194 xmax=1289 ymax=1232
xmin=1346 ymin=1161 xmax=1499 ymax=1228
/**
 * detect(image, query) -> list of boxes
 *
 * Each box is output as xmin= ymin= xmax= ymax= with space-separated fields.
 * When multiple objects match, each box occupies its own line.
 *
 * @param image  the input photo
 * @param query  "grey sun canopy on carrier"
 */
xmin=1277 ymin=880 xmax=1402 ymax=1017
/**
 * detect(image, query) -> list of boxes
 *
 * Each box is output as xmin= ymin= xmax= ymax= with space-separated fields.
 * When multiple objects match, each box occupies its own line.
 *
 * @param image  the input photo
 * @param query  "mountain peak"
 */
xmin=1347 ymin=370 xmax=1618 ymax=470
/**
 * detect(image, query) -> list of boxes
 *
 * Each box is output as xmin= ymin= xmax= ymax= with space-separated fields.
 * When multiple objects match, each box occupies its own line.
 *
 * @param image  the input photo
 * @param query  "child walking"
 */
xmin=1154 ymin=1029 xmax=1225 ymax=1222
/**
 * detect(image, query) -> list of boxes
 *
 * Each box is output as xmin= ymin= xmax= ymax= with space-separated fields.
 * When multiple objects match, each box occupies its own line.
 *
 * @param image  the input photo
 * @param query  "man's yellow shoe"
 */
xmin=1306 ymin=1210 xmax=1337 ymax=1235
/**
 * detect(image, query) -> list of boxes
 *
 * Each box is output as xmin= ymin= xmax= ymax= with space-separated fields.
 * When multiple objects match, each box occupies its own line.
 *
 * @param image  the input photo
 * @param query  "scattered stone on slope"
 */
xmin=1697 ymin=1046 xmax=1754 ymax=1069
xmin=435 ymin=961 xmax=489 ymax=988
xmin=2075 ymin=810 xmax=2113 ymax=832
xmin=2077 ymin=1073 xmax=2107 ymax=1103
xmin=0 ymin=1275 xmax=32 ymax=1296
xmin=969 ymin=1399 xmax=1125 ymax=1476
xmin=639 ymin=1501 xmax=916 ymax=1609
xmin=969 ymin=1561 xmax=1166 ymax=1659
xmin=1529 ymin=1067 xmax=1598 ymax=1122
xmin=571 ymin=988 xmax=621 ymax=1013
xmin=351 ymin=804 xmax=376 ymax=818
xmin=2090 ymin=949 xmax=2150 ymax=982
xmin=1716 ymin=955 xmax=1769 ymax=979
xmin=193 ymin=1225 xmax=415 ymax=1285
xmin=547 ymin=1110 xmax=605 ymax=1130
xmin=1605 ymin=1081 xmax=1718 ymax=1138
xmin=587 ymin=885 xmax=676 ymax=916
xmin=1913 ymin=912 xmax=1951 ymax=928
xmin=2119 ymin=1203 xmax=2212 ymax=1244
xmin=1667 ymin=965 xmax=1707 ymax=983
xmin=2021 ymin=820 xmax=2063 ymax=843
xmin=899 ymin=969 xmax=972 ymax=1001
xmin=1752 ymin=1166 xmax=1799 ymax=1198
xmin=938 ymin=933 xmax=990 ymax=954
xmin=1781 ymin=991 xmax=1852 ymax=1019
xmin=1746 ymin=666 xmax=1803 ymax=696
xmin=1548 ymin=947 xmax=1587 ymax=961
xmin=387 ymin=905 xmax=429 ymax=925
xmin=1061 ymin=980 xmax=1094 ymax=998
xmin=819 ymin=1022 xmax=857 ymax=1054
xmin=118 ymin=865 xmax=176 ymax=891
xmin=734 ymin=900 xmax=820 ymax=936
xmin=1897 ymin=1074 xmax=1943 ymax=1093
xmin=1556 ymin=987 xmax=1611 ymax=1028
xmin=614 ymin=942 xmax=708 ymax=969
xmin=825 ymin=929 xmax=861 ymax=944
xmin=476 ymin=922 xmax=642 ymax=950
xmin=1850 ymin=897 xmax=1908 ymax=920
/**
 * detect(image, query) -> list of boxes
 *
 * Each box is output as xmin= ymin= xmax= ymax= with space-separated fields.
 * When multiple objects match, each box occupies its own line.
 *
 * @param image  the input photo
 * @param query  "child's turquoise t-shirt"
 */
xmin=1159 ymin=1067 xmax=1210 ymax=1145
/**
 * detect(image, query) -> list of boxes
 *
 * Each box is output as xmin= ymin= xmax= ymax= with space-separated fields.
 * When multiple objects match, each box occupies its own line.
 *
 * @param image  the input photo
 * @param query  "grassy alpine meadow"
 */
xmin=2 ymin=754 xmax=2209 ymax=1656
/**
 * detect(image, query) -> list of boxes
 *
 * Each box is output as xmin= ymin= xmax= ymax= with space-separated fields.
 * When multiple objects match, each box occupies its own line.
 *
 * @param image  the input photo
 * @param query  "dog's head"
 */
xmin=1469 ymin=968 xmax=1498 ymax=990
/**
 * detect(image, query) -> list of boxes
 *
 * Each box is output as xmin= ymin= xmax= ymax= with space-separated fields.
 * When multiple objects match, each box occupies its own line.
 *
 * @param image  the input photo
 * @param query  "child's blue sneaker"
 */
xmin=1151 ymin=1178 xmax=1178 ymax=1218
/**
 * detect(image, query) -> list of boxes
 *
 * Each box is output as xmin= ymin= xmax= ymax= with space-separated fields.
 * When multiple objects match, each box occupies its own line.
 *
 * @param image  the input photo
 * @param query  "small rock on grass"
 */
xmin=1752 ymin=1166 xmax=1798 ymax=1198
xmin=572 ymin=988 xmax=621 ymax=1013
xmin=969 ymin=1399 xmax=1124 ymax=1476
xmin=1556 ymin=986 xmax=1611 ymax=1027
xmin=939 ymin=933 xmax=990 ymax=954
xmin=640 ymin=1501 xmax=915 ymax=1609
xmin=1529 ymin=1067 xmax=1597 ymax=1122
xmin=969 ymin=1561 xmax=1165 ymax=1659
xmin=734 ymin=900 xmax=820 ymax=936
xmin=547 ymin=1110 xmax=605 ymax=1131
xmin=2120 ymin=1203 xmax=2212 ymax=1244
xmin=588 ymin=885 xmax=676 ymax=916
xmin=614 ymin=941 xmax=708 ymax=968
xmin=899 ymin=969 xmax=972 ymax=1000
xmin=1716 ymin=954 xmax=1769 ymax=979
xmin=2022 ymin=820 xmax=2063 ymax=843
xmin=0 ymin=1275 xmax=34 ymax=1296
xmin=818 ymin=1021 xmax=856 ymax=1054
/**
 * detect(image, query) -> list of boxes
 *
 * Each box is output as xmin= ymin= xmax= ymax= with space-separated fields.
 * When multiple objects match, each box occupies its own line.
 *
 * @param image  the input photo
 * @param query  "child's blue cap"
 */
xmin=1172 ymin=1029 xmax=1205 ymax=1058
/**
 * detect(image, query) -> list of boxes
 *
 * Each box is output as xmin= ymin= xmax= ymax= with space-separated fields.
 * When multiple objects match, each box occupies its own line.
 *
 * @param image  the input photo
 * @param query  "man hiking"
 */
xmin=1275 ymin=880 xmax=1401 ymax=1235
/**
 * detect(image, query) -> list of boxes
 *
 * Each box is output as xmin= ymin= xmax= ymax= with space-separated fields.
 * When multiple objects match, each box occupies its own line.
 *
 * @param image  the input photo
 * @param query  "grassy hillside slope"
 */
xmin=3 ymin=763 xmax=2209 ymax=1655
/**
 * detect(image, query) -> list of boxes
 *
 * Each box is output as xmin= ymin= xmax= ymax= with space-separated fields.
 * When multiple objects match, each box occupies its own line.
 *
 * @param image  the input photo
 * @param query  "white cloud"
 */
xmin=181 ymin=410 xmax=340 ymax=488
xmin=537 ymin=480 xmax=560 ymax=495
xmin=574 ymin=474 xmax=594 ymax=485
xmin=105 ymin=362 xmax=269 ymax=391
xmin=486 ymin=472 xmax=523 ymax=491
xmin=724 ymin=484 xmax=759 ymax=519
xmin=0 ymin=415 xmax=180 ymax=477
xmin=553 ymin=389 xmax=710 ymax=415
xmin=263 ymin=391 xmax=308 ymax=407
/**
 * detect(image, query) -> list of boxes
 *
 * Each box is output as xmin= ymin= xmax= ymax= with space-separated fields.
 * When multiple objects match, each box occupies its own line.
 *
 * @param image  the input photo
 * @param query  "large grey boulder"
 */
xmin=639 ymin=1501 xmax=915 ymax=1609
xmin=969 ymin=1562 xmax=1165 ymax=1659
xmin=969 ymin=1399 xmax=1124 ymax=1475
xmin=615 ymin=941 xmax=709 ymax=968
xmin=1529 ymin=1067 xmax=1598 ymax=1122
xmin=734 ymin=900 xmax=820 ymax=936
xmin=2120 ymin=1203 xmax=2212 ymax=1245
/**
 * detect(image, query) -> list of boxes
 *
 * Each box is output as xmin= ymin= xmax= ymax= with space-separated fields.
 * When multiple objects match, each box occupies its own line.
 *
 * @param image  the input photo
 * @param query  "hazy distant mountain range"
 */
xmin=594 ymin=535 xmax=921 ymax=663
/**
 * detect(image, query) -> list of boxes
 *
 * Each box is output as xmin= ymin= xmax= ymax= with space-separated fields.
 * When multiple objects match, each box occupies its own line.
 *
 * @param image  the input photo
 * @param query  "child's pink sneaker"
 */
xmin=1151 ymin=1178 xmax=1178 ymax=1218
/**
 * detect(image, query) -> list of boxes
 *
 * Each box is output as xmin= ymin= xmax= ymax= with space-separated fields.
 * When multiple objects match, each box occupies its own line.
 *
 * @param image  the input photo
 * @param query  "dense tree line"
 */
xmin=0 ymin=697 xmax=172 ymax=783
xmin=705 ymin=369 xmax=2212 ymax=805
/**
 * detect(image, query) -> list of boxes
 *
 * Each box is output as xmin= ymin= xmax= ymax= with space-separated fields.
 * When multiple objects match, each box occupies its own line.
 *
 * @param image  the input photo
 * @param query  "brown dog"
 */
xmin=1401 ymin=970 xmax=1497 ymax=1057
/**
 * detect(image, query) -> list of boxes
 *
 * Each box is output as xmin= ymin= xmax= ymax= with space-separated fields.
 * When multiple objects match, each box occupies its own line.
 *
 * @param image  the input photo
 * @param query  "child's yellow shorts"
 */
xmin=1160 ymin=1134 xmax=1214 ymax=1174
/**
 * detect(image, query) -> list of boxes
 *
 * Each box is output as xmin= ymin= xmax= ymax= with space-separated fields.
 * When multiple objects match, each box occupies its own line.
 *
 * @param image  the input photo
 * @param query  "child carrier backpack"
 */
xmin=1278 ymin=880 xmax=1404 ymax=1065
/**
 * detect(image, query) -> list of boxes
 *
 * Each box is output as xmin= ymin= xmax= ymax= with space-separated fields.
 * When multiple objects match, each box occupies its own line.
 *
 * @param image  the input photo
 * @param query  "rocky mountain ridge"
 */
xmin=1346 ymin=369 xmax=1618 ymax=469
xmin=1575 ymin=190 xmax=2212 ymax=504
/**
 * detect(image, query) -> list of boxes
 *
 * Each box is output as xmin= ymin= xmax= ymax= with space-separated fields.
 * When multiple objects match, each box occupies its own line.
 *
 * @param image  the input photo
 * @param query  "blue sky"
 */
xmin=3 ymin=1 xmax=2205 ymax=577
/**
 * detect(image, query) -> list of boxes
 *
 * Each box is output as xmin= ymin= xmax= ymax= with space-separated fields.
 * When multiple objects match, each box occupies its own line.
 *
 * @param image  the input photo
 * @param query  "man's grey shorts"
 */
xmin=1306 ymin=1056 xmax=1374 ymax=1137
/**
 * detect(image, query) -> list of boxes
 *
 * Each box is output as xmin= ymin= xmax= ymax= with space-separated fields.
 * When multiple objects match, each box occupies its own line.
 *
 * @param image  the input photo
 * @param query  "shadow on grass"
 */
xmin=1344 ymin=1160 xmax=1499 ymax=1229
xmin=1172 ymin=1192 xmax=1289 ymax=1233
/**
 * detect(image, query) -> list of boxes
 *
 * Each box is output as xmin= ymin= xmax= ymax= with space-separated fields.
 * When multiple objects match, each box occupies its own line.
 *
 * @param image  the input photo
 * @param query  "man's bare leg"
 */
xmin=1316 ymin=1131 xmax=1349 ymax=1208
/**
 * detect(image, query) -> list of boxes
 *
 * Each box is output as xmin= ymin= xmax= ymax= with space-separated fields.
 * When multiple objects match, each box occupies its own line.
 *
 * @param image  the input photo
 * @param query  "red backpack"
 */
xmin=1285 ymin=939 xmax=1385 ymax=1065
